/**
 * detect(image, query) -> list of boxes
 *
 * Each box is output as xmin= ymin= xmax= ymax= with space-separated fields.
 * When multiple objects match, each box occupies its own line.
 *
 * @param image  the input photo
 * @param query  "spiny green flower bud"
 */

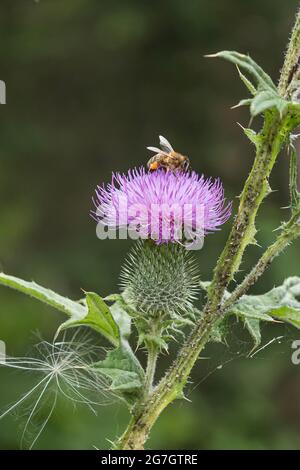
xmin=120 ymin=241 xmax=200 ymax=319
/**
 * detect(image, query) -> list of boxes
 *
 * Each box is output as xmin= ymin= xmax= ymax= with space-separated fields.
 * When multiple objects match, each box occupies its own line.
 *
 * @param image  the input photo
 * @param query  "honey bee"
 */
xmin=147 ymin=135 xmax=190 ymax=172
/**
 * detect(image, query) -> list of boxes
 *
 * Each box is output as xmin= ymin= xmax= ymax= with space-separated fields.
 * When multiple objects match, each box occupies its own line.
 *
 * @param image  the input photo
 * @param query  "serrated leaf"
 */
xmin=232 ymin=98 xmax=252 ymax=109
xmin=250 ymin=91 xmax=288 ymax=117
xmin=203 ymin=278 xmax=300 ymax=345
xmin=209 ymin=323 xmax=225 ymax=343
xmin=0 ymin=272 xmax=120 ymax=346
xmin=139 ymin=333 xmax=169 ymax=351
xmin=236 ymin=65 xmax=256 ymax=94
xmin=93 ymin=345 xmax=144 ymax=405
xmin=229 ymin=277 xmax=300 ymax=329
xmin=58 ymin=292 xmax=120 ymax=346
xmin=207 ymin=51 xmax=276 ymax=91
xmin=230 ymin=299 xmax=275 ymax=322
xmin=243 ymin=317 xmax=261 ymax=349
xmin=250 ymin=90 xmax=276 ymax=116
xmin=270 ymin=306 xmax=300 ymax=328
xmin=238 ymin=124 xmax=260 ymax=146
xmin=243 ymin=128 xmax=258 ymax=143
xmin=208 ymin=50 xmax=290 ymax=118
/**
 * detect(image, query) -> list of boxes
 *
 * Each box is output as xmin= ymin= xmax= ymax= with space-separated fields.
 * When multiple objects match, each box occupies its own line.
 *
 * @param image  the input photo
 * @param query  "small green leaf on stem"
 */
xmin=58 ymin=292 xmax=120 ymax=345
xmin=93 ymin=345 xmax=145 ymax=405
xmin=237 ymin=123 xmax=260 ymax=146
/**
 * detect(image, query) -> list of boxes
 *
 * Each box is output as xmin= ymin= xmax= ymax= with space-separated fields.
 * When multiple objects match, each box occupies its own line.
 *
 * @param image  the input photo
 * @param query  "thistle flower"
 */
xmin=92 ymin=143 xmax=231 ymax=327
xmin=93 ymin=167 xmax=231 ymax=247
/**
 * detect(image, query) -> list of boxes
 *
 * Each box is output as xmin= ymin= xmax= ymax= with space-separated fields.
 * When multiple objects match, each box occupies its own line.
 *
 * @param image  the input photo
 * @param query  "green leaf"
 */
xmin=139 ymin=333 xmax=169 ymax=352
xmin=238 ymin=124 xmax=261 ymax=146
xmin=209 ymin=323 xmax=226 ymax=344
xmin=202 ymin=278 xmax=300 ymax=345
xmin=58 ymin=292 xmax=120 ymax=346
xmin=236 ymin=65 xmax=256 ymax=94
xmin=208 ymin=50 xmax=289 ymax=118
xmin=0 ymin=272 xmax=86 ymax=319
xmin=250 ymin=90 xmax=288 ymax=117
xmin=109 ymin=301 xmax=131 ymax=341
xmin=229 ymin=277 xmax=300 ymax=329
xmin=243 ymin=128 xmax=259 ymax=144
xmin=207 ymin=51 xmax=276 ymax=91
xmin=270 ymin=306 xmax=300 ymax=328
xmin=243 ymin=317 xmax=261 ymax=349
xmin=232 ymin=98 xmax=252 ymax=109
xmin=230 ymin=298 xmax=275 ymax=322
xmin=104 ymin=294 xmax=133 ymax=344
xmin=0 ymin=272 xmax=120 ymax=346
xmin=93 ymin=345 xmax=144 ymax=405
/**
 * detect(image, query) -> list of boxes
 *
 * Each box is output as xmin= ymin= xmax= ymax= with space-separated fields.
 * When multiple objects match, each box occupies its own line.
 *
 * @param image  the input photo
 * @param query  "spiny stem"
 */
xmin=116 ymin=314 xmax=215 ymax=450
xmin=115 ymin=4 xmax=300 ymax=451
xmin=278 ymin=6 xmax=300 ymax=98
xmin=224 ymin=210 xmax=300 ymax=309
xmin=207 ymin=114 xmax=286 ymax=310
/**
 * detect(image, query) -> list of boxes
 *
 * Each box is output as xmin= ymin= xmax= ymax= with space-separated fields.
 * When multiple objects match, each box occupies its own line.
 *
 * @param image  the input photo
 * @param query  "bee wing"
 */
xmin=159 ymin=135 xmax=174 ymax=153
xmin=147 ymin=146 xmax=161 ymax=153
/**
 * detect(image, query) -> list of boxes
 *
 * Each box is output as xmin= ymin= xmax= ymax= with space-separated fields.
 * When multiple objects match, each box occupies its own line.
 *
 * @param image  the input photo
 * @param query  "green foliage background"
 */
xmin=0 ymin=0 xmax=300 ymax=449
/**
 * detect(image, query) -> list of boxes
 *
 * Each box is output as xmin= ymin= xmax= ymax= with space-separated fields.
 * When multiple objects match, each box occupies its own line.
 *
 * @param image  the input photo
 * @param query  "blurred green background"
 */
xmin=1 ymin=0 xmax=300 ymax=450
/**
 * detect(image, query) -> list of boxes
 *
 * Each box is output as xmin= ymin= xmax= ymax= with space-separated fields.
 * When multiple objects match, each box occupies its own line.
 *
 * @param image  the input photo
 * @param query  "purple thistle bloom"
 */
xmin=92 ymin=167 xmax=231 ymax=246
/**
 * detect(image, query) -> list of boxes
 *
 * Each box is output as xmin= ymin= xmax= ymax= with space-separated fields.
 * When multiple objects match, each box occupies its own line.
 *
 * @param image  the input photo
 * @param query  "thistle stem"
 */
xmin=115 ymin=4 xmax=300 ymax=451
xmin=116 ymin=315 xmax=214 ymax=450
xmin=278 ymin=6 xmax=300 ymax=98
xmin=224 ymin=209 xmax=300 ymax=309
xmin=144 ymin=342 xmax=158 ymax=394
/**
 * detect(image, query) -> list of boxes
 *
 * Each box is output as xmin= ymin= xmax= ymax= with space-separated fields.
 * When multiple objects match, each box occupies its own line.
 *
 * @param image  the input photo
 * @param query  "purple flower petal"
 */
xmin=92 ymin=167 xmax=231 ymax=244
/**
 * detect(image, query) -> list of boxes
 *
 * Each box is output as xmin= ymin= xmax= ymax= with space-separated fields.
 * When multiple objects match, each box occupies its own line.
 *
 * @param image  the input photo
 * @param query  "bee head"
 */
xmin=182 ymin=158 xmax=190 ymax=171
